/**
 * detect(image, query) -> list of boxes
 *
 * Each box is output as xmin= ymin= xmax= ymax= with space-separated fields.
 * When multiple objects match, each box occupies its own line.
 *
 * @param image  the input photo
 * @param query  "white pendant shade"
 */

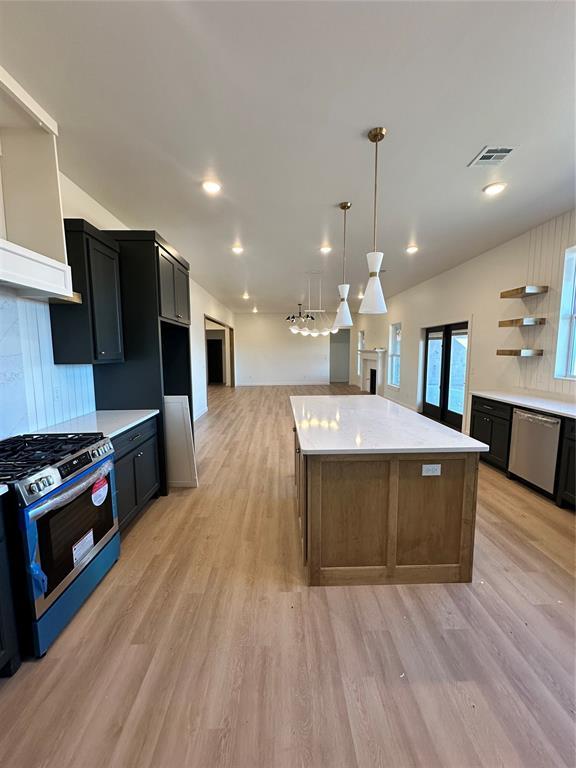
xmin=333 ymin=284 xmax=353 ymax=328
xmin=359 ymin=252 xmax=387 ymax=314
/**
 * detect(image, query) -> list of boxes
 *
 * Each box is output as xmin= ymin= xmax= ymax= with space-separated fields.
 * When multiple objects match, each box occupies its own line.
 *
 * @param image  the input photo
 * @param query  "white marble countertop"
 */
xmin=471 ymin=390 xmax=576 ymax=419
xmin=291 ymin=395 xmax=489 ymax=455
xmin=0 ymin=484 xmax=8 ymax=497
xmin=41 ymin=409 xmax=159 ymax=439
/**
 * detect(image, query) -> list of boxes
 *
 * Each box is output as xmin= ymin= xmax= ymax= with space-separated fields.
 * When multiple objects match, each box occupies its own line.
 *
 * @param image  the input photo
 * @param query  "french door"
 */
xmin=422 ymin=322 xmax=469 ymax=430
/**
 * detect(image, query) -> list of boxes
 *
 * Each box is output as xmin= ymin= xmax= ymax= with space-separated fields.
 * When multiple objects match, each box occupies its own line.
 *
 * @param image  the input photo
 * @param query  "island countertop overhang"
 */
xmin=290 ymin=395 xmax=489 ymax=455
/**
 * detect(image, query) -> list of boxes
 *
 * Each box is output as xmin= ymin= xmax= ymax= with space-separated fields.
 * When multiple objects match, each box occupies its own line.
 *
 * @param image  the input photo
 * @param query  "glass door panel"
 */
xmin=447 ymin=330 xmax=468 ymax=415
xmin=422 ymin=323 xmax=468 ymax=430
xmin=425 ymin=331 xmax=443 ymax=407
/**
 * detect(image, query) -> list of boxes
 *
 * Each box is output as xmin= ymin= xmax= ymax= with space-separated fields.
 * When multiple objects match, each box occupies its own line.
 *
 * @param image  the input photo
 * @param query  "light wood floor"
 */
xmin=0 ymin=384 xmax=574 ymax=768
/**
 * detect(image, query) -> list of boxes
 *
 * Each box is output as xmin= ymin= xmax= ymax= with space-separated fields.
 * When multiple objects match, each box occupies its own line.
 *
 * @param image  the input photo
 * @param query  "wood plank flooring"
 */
xmin=0 ymin=384 xmax=574 ymax=768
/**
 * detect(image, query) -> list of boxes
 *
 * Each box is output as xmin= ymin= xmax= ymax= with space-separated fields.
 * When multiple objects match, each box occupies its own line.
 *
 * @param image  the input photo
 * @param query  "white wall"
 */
xmin=350 ymin=209 xmax=576 ymax=431
xmin=235 ymin=313 xmax=330 ymax=386
xmin=59 ymin=174 xmax=128 ymax=230
xmin=190 ymin=282 xmax=234 ymax=418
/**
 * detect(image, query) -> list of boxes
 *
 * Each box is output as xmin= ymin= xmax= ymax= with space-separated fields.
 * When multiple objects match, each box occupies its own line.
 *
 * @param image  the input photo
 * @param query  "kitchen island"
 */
xmin=291 ymin=395 xmax=488 ymax=586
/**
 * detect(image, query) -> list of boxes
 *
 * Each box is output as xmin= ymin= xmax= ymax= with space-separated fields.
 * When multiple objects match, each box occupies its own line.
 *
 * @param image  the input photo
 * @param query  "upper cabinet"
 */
xmin=158 ymin=244 xmax=190 ymax=325
xmin=50 ymin=220 xmax=124 ymax=364
xmin=108 ymin=231 xmax=190 ymax=327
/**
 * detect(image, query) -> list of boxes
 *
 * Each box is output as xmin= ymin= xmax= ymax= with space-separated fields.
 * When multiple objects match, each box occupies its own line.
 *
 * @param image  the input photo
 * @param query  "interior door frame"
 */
xmin=204 ymin=314 xmax=235 ymax=388
xmin=422 ymin=321 xmax=468 ymax=430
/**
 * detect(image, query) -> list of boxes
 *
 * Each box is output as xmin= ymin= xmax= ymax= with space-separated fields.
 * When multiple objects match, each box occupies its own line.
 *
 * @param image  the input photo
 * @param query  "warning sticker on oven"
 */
xmin=91 ymin=477 xmax=109 ymax=506
xmin=72 ymin=529 xmax=94 ymax=565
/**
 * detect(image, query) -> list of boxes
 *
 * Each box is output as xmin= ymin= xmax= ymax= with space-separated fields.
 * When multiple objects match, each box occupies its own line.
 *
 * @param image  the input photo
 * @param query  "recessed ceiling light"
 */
xmin=320 ymin=245 xmax=332 ymax=255
xmin=252 ymin=306 xmax=258 ymax=313
xmin=242 ymin=291 xmax=250 ymax=300
xmin=482 ymin=182 xmax=507 ymax=197
xmin=405 ymin=245 xmax=419 ymax=255
xmin=202 ymin=180 xmax=221 ymax=195
xmin=358 ymin=291 xmax=364 ymax=299
xmin=232 ymin=244 xmax=244 ymax=255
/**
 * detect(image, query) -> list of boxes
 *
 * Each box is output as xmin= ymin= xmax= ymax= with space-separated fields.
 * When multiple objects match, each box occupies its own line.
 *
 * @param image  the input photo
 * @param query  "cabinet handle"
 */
xmin=296 ymin=448 xmax=301 ymax=454
xmin=176 ymin=313 xmax=183 ymax=319
xmin=100 ymin=351 xmax=106 ymax=356
xmin=129 ymin=433 xmax=141 ymax=441
xmin=136 ymin=451 xmax=143 ymax=458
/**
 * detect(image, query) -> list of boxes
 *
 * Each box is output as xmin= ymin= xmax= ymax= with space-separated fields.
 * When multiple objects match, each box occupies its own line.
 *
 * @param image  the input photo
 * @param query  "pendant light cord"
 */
xmin=342 ymin=207 xmax=347 ymax=284
xmin=373 ymin=138 xmax=378 ymax=252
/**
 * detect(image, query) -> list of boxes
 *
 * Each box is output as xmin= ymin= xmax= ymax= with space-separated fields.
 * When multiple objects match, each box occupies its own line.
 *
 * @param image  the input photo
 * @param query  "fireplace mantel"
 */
xmin=357 ymin=348 xmax=386 ymax=393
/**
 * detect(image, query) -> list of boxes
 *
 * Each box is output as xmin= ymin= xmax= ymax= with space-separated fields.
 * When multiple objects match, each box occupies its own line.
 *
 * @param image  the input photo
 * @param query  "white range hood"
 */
xmin=0 ymin=65 xmax=72 ymax=300
xmin=0 ymin=237 xmax=72 ymax=299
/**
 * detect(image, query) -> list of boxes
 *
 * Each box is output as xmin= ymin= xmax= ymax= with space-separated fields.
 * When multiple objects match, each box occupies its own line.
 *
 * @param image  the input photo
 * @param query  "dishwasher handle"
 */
xmin=513 ymin=409 xmax=560 ymax=428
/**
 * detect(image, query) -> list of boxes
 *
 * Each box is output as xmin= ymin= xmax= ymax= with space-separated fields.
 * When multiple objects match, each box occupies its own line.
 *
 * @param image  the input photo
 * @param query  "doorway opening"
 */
xmin=204 ymin=317 xmax=235 ymax=395
xmin=422 ymin=322 xmax=469 ymax=430
xmin=330 ymin=328 xmax=350 ymax=383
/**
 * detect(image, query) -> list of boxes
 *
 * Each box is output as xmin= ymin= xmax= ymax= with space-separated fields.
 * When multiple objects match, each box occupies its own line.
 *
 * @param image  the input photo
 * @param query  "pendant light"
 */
xmin=359 ymin=127 xmax=388 ymax=314
xmin=333 ymin=202 xmax=353 ymax=329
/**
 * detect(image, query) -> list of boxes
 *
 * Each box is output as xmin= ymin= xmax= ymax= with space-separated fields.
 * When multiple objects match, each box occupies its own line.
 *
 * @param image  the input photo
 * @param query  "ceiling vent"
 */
xmin=467 ymin=145 xmax=515 ymax=167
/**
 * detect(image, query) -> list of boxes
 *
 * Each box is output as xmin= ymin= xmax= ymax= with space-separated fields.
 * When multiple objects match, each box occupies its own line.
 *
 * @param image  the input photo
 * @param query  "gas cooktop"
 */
xmin=0 ymin=433 xmax=105 ymax=483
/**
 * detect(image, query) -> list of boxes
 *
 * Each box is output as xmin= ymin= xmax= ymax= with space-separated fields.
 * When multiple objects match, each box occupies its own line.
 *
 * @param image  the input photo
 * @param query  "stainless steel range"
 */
xmin=0 ymin=432 xmax=120 ymax=658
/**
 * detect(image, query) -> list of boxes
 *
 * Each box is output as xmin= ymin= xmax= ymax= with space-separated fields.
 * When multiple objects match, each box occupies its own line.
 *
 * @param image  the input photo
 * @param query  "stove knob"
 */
xmin=28 ymin=482 xmax=39 ymax=494
xmin=47 ymin=476 xmax=55 ymax=486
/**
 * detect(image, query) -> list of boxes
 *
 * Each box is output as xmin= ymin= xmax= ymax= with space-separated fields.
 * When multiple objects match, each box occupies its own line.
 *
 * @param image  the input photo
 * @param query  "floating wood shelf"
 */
xmin=49 ymin=291 xmax=83 ymax=305
xmin=496 ymin=348 xmax=544 ymax=357
xmin=498 ymin=317 xmax=546 ymax=327
xmin=500 ymin=285 xmax=549 ymax=299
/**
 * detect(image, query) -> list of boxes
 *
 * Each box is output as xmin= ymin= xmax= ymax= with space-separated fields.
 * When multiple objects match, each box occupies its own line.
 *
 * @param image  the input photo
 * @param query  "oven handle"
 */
xmin=28 ymin=460 xmax=114 ymax=522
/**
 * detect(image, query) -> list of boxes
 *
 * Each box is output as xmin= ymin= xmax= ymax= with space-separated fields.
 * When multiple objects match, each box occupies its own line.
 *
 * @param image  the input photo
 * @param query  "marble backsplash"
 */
xmin=0 ymin=286 xmax=95 ymax=439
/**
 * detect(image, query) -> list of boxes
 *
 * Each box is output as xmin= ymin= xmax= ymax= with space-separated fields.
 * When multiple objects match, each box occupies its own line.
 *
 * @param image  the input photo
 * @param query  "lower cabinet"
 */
xmin=113 ymin=419 xmax=160 ymax=531
xmin=0 ymin=498 xmax=20 ymax=676
xmin=470 ymin=397 xmax=512 ymax=470
xmin=556 ymin=419 xmax=575 ymax=508
xmin=294 ymin=430 xmax=307 ymax=567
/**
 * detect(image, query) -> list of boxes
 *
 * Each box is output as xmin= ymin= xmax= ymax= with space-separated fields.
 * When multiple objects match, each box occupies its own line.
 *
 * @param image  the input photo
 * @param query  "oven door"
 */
xmin=22 ymin=458 xmax=118 ymax=618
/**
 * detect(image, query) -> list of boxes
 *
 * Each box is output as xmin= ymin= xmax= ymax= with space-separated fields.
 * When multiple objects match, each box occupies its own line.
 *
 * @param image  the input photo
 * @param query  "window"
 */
xmin=388 ymin=322 xmax=401 ymax=387
xmin=555 ymin=246 xmax=576 ymax=380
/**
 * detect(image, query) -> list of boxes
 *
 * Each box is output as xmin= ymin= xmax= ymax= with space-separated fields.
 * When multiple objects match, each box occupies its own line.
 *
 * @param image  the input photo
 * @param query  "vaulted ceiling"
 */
xmin=0 ymin=1 xmax=573 ymax=313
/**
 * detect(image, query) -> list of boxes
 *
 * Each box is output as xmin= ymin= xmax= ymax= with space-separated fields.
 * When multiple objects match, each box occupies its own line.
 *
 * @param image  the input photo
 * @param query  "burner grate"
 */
xmin=0 ymin=433 xmax=104 ymax=483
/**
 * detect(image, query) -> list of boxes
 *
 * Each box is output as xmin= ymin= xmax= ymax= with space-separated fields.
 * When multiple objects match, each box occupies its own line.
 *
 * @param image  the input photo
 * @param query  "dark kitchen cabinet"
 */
xmin=0 ymin=497 xmax=20 ymax=676
xmin=96 ymin=230 xmax=194 ymax=496
xmin=158 ymin=245 xmax=190 ymax=326
xmin=556 ymin=419 xmax=575 ymax=508
xmin=112 ymin=418 xmax=160 ymax=531
xmin=470 ymin=397 xmax=512 ymax=470
xmin=50 ymin=220 xmax=124 ymax=364
xmin=174 ymin=263 xmax=191 ymax=324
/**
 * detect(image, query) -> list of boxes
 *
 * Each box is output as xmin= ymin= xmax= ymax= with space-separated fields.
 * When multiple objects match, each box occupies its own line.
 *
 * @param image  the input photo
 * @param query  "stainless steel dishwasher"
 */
xmin=508 ymin=409 xmax=561 ymax=493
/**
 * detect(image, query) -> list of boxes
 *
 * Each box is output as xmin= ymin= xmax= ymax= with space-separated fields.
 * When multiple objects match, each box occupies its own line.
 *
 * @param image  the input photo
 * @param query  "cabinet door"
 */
xmin=134 ymin=437 xmax=160 ymax=504
xmin=470 ymin=411 xmax=492 ymax=447
xmin=114 ymin=451 xmax=138 ymax=529
xmin=0 ymin=513 xmax=19 ymax=675
xmin=557 ymin=438 xmax=575 ymax=506
xmin=88 ymin=238 xmax=124 ymax=362
xmin=490 ymin=416 xmax=511 ymax=469
xmin=158 ymin=249 xmax=176 ymax=320
xmin=174 ymin=265 xmax=190 ymax=324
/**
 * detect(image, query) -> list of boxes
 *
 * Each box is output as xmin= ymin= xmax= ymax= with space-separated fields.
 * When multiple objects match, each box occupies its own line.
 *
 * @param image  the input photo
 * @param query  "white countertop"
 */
xmin=41 ymin=409 xmax=159 ymax=439
xmin=291 ymin=395 xmax=489 ymax=455
xmin=472 ymin=390 xmax=576 ymax=419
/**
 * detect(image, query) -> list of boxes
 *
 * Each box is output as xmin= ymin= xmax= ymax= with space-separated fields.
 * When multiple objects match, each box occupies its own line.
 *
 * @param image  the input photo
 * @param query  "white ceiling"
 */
xmin=0 ymin=1 xmax=574 ymax=314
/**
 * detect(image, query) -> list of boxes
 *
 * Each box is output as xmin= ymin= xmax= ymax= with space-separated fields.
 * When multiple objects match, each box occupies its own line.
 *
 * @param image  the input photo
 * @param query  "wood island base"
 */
xmin=295 ymin=439 xmax=479 ymax=587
